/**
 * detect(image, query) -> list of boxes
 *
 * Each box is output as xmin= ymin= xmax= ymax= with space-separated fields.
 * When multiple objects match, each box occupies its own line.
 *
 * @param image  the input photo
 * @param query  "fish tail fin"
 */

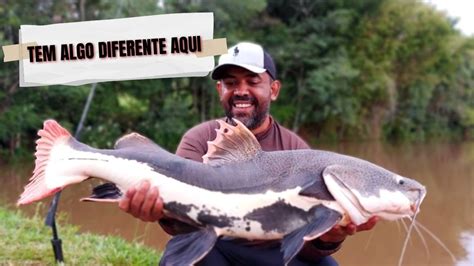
xmin=17 ymin=120 xmax=86 ymax=206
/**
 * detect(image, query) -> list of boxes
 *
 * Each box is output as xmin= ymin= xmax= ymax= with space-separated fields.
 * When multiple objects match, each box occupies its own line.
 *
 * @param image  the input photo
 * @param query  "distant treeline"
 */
xmin=1 ymin=0 xmax=473 ymax=158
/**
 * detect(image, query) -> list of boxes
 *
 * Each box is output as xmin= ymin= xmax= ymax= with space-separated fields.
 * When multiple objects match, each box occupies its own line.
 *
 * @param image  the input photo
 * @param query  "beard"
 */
xmin=225 ymin=96 xmax=269 ymax=130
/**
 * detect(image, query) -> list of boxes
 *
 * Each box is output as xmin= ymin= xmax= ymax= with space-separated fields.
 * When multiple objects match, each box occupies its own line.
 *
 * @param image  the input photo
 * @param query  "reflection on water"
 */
xmin=457 ymin=231 xmax=474 ymax=266
xmin=1 ymin=141 xmax=473 ymax=265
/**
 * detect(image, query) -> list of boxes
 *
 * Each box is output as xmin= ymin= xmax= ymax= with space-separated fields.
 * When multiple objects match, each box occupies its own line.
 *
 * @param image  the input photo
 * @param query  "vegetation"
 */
xmin=0 ymin=205 xmax=160 ymax=265
xmin=0 ymin=0 xmax=473 ymax=158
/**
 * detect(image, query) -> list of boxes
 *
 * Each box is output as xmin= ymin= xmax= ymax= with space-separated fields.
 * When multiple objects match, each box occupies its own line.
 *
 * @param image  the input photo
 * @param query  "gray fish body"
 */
xmin=18 ymin=119 xmax=426 ymax=265
xmin=73 ymin=138 xmax=335 ymax=234
xmin=71 ymin=137 xmax=416 ymax=235
xmin=79 ymin=136 xmax=355 ymax=192
xmin=88 ymin=138 xmax=399 ymax=197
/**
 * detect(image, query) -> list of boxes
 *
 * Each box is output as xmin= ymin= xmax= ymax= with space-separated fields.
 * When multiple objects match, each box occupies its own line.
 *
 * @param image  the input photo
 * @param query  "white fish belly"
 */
xmin=155 ymin=177 xmax=337 ymax=240
xmin=49 ymin=148 xmax=342 ymax=240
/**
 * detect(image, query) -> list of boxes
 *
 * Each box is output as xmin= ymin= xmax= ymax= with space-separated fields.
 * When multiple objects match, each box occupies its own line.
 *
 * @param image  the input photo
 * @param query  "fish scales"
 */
xmin=52 ymin=136 xmax=333 ymax=240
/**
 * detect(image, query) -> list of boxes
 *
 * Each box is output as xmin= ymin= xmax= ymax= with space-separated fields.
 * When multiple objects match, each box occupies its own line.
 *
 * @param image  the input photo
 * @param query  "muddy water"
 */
xmin=1 ymin=141 xmax=473 ymax=265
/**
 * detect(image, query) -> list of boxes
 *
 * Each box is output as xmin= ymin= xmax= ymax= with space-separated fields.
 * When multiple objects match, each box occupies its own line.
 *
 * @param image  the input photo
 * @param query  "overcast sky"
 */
xmin=424 ymin=0 xmax=474 ymax=36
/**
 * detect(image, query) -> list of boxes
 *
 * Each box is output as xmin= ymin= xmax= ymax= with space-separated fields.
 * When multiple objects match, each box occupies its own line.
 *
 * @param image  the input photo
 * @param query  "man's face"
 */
xmin=216 ymin=66 xmax=280 ymax=130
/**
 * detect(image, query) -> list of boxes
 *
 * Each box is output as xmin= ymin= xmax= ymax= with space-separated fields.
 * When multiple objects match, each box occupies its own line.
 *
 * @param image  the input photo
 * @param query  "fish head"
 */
xmin=322 ymin=163 xmax=426 ymax=225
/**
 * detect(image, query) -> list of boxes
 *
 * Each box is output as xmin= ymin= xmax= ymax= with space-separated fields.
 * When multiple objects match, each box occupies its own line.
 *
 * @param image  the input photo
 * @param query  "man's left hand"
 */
xmin=319 ymin=216 xmax=379 ymax=243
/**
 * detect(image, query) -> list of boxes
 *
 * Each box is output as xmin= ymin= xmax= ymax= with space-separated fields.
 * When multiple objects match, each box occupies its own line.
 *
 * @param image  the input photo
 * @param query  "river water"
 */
xmin=1 ymin=141 xmax=473 ymax=265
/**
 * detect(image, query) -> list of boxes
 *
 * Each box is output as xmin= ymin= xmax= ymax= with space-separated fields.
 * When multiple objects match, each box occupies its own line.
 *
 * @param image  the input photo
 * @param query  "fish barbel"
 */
xmin=18 ymin=119 xmax=426 ymax=265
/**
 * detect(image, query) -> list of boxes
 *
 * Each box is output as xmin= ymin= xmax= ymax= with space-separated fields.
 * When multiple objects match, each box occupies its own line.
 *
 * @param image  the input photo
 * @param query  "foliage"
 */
xmin=0 ymin=205 xmax=160 ymax=265
xmin=0 ymin=0 xmax=473 ymax=158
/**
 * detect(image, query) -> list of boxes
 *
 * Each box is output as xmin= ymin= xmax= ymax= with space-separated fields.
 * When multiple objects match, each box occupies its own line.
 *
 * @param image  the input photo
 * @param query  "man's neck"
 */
xmin=250 ymin=115 xmax=271 ymax=136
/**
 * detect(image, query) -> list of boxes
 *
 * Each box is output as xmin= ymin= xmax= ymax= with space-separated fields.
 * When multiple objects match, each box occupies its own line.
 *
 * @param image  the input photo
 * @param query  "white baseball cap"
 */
xmin=211 ymin=42 xmax=277 ymax=80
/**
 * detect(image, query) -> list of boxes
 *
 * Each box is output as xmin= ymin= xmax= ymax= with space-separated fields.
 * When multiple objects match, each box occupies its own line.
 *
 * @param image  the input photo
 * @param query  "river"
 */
xmin=1 ymin=141 xmax=473 ymax=265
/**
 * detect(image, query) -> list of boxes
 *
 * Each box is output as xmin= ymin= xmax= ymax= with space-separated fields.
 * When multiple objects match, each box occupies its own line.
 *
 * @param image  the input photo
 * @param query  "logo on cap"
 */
xmin=233 ymin=47 xmax=239 ymax=57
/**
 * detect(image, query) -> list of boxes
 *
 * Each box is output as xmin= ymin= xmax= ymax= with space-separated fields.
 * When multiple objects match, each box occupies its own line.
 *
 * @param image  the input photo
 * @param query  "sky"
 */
xmin=424 ymin=0 xmax=474 ymax=36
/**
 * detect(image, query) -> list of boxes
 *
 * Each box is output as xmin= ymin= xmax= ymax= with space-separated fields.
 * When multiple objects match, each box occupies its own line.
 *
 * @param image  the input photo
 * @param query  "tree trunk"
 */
xmin=80 ymin=0 xmax=86 ymax=21
xmin=292 ymin=75 xmax=304 ymax=132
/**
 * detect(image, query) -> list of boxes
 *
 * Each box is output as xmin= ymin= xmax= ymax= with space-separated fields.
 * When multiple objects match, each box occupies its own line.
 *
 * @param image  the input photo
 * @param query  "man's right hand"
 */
xmin=118 ymin=180 xmax=164 ymax=222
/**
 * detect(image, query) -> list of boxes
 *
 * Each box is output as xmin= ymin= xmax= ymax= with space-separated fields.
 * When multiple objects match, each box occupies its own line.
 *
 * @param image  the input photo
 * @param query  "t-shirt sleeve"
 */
xmin=175 ymin=121 xmax=217 ymax=162
xmin=176 ymin=134 xmax=205 ymax=162
xmin=281 ymin=126 xmax=310 ymax=150
xmin=175 ymin=129 xmax=207 ymax=162
xmin=294 ymin=134 xmax=310 ymax=149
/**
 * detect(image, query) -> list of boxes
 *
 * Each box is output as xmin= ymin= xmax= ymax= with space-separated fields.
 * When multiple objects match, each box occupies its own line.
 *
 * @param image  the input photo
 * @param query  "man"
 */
xmin=119 ymin=42 xmax=378 ymax=265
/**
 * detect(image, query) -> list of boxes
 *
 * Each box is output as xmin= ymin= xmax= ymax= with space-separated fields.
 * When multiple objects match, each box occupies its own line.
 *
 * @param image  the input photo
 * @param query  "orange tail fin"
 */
xmin=17 ymin=120 xmax=72 ymax=205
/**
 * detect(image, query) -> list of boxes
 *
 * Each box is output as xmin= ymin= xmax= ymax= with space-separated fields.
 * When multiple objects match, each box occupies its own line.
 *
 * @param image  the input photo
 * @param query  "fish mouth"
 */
xmin=409 ymin=189 xmax=426 ymax=216
xmin=415 ymin=188 xmax=427 ymax=210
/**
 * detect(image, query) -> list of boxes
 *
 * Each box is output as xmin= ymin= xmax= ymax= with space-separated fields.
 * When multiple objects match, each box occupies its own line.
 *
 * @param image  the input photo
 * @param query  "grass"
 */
xmin=0 ymin=205 xmax=161 ymax=265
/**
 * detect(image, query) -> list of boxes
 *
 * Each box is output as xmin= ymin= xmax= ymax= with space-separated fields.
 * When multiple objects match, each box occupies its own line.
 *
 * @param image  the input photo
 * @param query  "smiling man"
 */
xmin=214 ymin=42 xmax=279 ymax=132
xmin=119 ymin=42 xmax=377 ymax=265
xmin=174 ymin=42 xmax=309 ymax=163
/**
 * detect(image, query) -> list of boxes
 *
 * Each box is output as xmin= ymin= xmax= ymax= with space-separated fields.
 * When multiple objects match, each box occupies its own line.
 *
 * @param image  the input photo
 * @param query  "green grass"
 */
xmin=0 ymin=205 xmax=161 ymax=265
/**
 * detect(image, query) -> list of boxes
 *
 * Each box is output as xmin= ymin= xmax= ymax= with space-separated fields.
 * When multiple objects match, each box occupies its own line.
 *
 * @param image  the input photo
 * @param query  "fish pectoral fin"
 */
xmin=322 ymin=165 xmax=369 ymax=225
xmin=299 ymin=179 xmax=335 ymax=201
xmin=80 ymin=182 xmax=123 ymax=203
xmin=281 ymin=205 xmax=342 ymax=266
xmin=160 ymin=227 xmax=218 ymax=266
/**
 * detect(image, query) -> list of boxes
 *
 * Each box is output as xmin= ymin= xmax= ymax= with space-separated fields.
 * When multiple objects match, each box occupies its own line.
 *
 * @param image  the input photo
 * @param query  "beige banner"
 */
xmin=17 ymin=13 xmax=220 ymax=86
xmin=2 ymin=42 xmax=37 ymax=62
xmin=3 ymin=38 xmax=226 ymax=62
xmin=196 ymin=38 xmax=228 ymax=58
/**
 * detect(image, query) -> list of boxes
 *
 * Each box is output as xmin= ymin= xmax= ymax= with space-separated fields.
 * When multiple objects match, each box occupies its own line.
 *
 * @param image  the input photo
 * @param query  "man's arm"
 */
xmin=174 ymin=127 xmax=209 ymax=161
xmin=119 ymin=123 xmax=211 ymax=233
xmin=298 ymin=217 xmax=378 ymax=262
xmin=118 ymin=179 xmax=199 ymax=235
xmin=118 ymin=180 xmax=163 ymax=222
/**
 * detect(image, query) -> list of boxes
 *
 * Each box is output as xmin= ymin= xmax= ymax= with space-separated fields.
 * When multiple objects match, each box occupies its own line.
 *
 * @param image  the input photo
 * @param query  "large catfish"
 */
xmin=18 ymin=119 xmax=426 ymax=265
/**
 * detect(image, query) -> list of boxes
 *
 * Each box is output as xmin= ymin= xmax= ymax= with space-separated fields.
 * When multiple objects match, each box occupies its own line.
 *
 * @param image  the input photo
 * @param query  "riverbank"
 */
xmin=0 ymin=205 xmax=160 ymax=265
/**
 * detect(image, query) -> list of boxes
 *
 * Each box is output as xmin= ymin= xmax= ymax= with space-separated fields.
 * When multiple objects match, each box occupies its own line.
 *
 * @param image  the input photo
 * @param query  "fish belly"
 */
xmin=155 ymin=176 xmax=335 ymax=240
xmin=32 ymin=142 xmax=343 ymax=241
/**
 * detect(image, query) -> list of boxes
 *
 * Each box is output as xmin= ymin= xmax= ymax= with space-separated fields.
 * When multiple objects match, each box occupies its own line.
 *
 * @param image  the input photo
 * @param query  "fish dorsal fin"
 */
xmin=203 ymin=119 xmax=262 ymax=166
xmin=114 ymin=132 xmax=161 ymax=150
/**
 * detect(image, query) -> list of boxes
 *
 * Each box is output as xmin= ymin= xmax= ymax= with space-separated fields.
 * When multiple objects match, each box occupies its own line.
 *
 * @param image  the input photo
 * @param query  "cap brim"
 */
xmin=211 ymin=63 xmax=266 ymax=80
